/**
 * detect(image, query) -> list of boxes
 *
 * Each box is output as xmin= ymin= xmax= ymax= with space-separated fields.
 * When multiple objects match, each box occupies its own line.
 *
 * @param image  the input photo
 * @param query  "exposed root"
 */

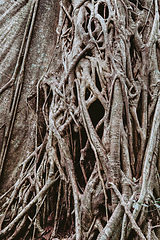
xmin=0 ymin=0 xmax=160 ymax=239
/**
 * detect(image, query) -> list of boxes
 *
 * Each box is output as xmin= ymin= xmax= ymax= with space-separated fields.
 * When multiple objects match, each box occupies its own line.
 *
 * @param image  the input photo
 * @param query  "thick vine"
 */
xmin=0 ymin=0 xmax=160 ymax=239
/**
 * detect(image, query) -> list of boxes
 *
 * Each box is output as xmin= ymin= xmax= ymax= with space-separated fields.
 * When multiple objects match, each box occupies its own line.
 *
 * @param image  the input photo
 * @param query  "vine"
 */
xmin=0 ymin=0 xmax=160 ymax=239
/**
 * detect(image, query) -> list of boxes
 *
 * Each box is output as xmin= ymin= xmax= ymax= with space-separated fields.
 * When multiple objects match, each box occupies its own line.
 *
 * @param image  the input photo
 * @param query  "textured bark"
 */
xmin=0 ymin=0 xmax=160 ymax=239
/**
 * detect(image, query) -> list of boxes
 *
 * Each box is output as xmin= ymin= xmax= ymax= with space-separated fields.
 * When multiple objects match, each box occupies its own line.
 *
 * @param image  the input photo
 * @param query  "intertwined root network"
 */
xmin=1 ymin=0 xmax=160 ymax=239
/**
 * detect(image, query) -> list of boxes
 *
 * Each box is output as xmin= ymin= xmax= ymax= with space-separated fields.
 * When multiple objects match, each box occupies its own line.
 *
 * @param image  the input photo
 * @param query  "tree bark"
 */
xmin=0 ymin=0 xmax=160 ymax=239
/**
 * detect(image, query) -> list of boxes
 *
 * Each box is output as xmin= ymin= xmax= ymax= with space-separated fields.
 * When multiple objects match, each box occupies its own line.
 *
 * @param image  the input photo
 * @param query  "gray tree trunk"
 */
xmin=0 ymin=0 xmax=160 ymax=239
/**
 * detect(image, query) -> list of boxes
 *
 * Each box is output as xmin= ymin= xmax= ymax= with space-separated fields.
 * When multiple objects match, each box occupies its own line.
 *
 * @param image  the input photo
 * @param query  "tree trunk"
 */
xmin=0 ymin=0 xmax=160 ymax=239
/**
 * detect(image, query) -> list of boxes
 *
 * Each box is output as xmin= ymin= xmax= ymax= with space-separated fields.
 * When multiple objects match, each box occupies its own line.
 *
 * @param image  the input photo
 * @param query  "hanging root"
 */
xmin=1 ymin=0 xmax=160 ymax=239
